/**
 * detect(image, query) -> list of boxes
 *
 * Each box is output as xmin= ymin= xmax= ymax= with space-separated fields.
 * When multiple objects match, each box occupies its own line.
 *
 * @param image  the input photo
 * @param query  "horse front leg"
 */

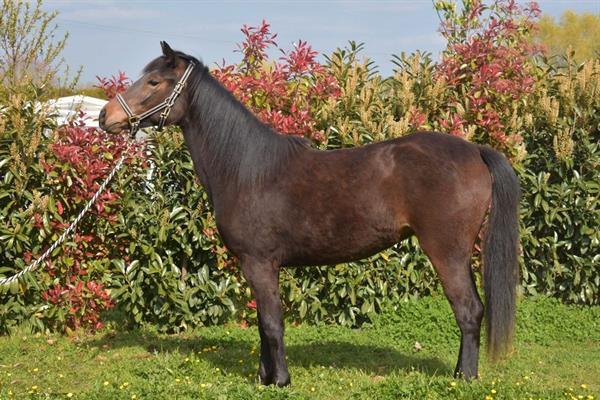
xmin=241 ymin=259 xmax=290 ymax=386
xmin=256 ymin=311 xmax=273 ymax=384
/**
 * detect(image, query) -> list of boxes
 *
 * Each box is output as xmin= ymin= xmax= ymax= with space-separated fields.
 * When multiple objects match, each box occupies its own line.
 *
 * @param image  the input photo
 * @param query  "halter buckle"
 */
xmin=160 ymin=105 xmax=172 ymax=119
xmin=173 ymin=82 xmax=185 ymax=95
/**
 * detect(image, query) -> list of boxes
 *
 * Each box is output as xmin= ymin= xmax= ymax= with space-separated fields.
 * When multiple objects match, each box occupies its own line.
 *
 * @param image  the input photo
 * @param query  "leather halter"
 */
xmin=115 ymin=60 xmax=196 ymax=137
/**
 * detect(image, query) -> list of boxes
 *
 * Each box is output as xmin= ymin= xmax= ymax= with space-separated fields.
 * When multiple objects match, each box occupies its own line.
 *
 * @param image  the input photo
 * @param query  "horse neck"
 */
xmin=180 ymin=72 xmax=307 ymax=202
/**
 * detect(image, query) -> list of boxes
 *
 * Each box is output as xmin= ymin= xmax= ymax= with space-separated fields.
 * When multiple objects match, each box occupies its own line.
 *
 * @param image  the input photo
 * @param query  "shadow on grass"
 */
xmin=85 ymin=330 xmax=451 ymax=378
xmin=289 ymin=341 xmax=450 ymax=376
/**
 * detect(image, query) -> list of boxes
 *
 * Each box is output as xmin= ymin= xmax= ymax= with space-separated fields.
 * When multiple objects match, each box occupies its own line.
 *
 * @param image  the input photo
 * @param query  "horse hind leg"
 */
xmin=417 ymin=230 xmax=484 ymax=379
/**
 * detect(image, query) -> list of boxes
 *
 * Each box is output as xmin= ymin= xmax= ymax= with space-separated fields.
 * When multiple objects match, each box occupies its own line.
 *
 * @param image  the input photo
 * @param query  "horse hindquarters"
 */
xmin=406 ymin=145 xmax=492 ymax=379
xmin=409 ymin=144 xmax=520 ymax=379
xmin=415 ymin=224 xmax=486 ymax=379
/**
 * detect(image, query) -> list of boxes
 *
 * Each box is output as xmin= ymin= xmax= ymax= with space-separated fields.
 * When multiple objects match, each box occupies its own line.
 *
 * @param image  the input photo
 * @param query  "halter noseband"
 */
xmin=115 ymin=60 xmax=196 ymax=137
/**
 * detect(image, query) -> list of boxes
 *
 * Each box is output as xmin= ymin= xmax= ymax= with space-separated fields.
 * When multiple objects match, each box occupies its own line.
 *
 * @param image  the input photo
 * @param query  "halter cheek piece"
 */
xmin=115 ymin=61 xmax=196 ymax=138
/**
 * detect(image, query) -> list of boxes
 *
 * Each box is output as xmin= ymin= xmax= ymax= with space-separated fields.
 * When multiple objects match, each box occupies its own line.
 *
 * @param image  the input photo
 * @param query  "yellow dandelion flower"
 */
xmin=31 ymin=385 xmax=38 ymax=390
xmin=200 ymin=383 xmax=206 ymax=388
xmin=184 ymin=357 xmax=189 ymax=362
xmin=485 ymin=396 xmax=493 ymax=400
xmin=311 ymin=387 xmax=316 ymax=392
xmin=581 ymin=384 xmax=588 ymax=390
xmin=450 ymin=382 xmax=457 ymax=387
xmin=33 ymin=368 xmax=39 ymax=372
xmin=67 ymin=393 xmax=73 ymax=398
xmin=59 ymin=374 xmax=64 ymax=378
xmin=131 ymin=395 xmax=137 ymax=399
xmin=175 ymin=378 xmax=181 ymax=383
xmin=103 ymin=381 xmax=109 ymax=386
xmin=491 ymin=389 xmax=497 ymax=394
xmin=586 ymin=395 xmax=594 ymax=400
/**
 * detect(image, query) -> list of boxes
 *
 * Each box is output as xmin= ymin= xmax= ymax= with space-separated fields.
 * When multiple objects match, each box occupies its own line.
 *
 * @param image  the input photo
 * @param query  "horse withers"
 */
xmin=99 ymin=42 xmax=521 ymax=387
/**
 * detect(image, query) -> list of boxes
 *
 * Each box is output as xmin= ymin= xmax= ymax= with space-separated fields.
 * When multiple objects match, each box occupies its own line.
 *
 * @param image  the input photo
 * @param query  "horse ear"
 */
xmin=160 ymin=41 xmax=176 ymax=66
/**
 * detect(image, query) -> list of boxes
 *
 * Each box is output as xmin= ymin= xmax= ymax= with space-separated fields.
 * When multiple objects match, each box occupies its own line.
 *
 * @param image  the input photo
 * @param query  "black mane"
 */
xmin=145 ymin=51 xmax=310 ymax=187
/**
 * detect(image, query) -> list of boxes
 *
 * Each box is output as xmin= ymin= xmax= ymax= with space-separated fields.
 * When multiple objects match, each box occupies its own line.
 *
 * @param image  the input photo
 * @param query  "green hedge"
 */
xmin=1 ymin=52 xmax=598 ymax=334
xmin=518 ymin=61 xmax=600 ymax=304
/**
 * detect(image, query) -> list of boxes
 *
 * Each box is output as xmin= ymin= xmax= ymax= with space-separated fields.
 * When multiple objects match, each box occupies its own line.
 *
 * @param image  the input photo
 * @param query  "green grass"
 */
xmin=0 ymin=296 xmax=598 ymax=399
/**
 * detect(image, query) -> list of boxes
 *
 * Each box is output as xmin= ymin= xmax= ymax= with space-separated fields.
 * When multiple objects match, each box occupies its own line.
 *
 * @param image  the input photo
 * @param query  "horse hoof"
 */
xmin=273 ymin=374 xmax=290 ymax=387
xmin=258 ymin=373 xmax=271 ymax=386
xmin=454 ymin=369 xmax=478 ymax=381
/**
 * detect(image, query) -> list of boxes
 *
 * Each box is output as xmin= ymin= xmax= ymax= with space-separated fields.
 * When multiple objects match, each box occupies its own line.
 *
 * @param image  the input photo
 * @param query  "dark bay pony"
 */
xmin=99 ymin=42 xmax=520 ymax=386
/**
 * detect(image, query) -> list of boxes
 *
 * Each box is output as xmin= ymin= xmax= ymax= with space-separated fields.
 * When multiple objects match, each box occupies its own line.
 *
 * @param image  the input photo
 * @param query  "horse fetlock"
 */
xmin=258 ymin=371 xmax=271 ymax=386
xmin=258 ymin=361 xmax=271 ymax=384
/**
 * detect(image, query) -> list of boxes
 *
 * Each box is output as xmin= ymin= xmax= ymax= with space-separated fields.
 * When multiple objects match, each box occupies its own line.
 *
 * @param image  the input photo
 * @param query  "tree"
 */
xmin=535 ymin=11 xmax=600 ymax=63
xmin=0 ymin=0 xmax=79 ymax=91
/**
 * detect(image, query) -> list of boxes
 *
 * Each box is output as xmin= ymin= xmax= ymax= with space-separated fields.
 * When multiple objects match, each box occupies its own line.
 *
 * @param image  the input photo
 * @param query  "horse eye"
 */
xmin=148 ymin=79 xmax=160 ymax=86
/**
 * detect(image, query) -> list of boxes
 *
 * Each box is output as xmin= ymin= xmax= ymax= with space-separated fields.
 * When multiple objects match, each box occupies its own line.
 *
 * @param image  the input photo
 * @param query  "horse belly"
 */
xmin=282 ymin=212 xmax=412 ymax=267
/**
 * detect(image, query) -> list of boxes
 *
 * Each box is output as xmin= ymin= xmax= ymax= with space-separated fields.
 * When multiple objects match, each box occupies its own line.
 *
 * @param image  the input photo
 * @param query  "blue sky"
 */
xmin=44 ymin=0 xmax=600 ymax=85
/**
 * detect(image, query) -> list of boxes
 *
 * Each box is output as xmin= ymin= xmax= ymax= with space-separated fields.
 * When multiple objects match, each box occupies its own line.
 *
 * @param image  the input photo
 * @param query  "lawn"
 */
xmin=0 ymin=296 xmax=597 ymax=399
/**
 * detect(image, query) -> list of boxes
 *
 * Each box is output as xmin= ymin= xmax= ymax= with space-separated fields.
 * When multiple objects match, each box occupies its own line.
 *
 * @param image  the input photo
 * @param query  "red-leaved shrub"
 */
xmin=95 ymin=71 xmax=131 ymax=99
xmin=37 ymin=74 xmax=138 ymax=332
xmin=435 ymin=0 xmax=541 ymax=154
xmin=213 ymin=20 xmax=341 ymax=142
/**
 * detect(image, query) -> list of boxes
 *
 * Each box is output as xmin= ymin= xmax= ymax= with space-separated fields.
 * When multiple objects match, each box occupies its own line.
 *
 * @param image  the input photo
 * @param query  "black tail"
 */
xmin=479 ymin=146 xmax=521 ymax=360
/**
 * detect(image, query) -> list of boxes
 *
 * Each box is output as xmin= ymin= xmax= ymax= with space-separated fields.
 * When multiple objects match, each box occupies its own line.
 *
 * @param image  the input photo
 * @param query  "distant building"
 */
xmin=45 ymin=95 xmax=107 ymax=128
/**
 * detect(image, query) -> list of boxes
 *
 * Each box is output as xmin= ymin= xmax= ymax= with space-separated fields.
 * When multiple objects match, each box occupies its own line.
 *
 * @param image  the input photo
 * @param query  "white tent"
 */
xmin=45 ymin=95 xmax=107 ymax=128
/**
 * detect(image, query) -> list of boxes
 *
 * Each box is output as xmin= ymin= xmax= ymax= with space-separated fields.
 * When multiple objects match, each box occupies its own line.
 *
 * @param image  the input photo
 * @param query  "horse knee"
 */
xmin=259 ymin=315 xmax=283 ymax=339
